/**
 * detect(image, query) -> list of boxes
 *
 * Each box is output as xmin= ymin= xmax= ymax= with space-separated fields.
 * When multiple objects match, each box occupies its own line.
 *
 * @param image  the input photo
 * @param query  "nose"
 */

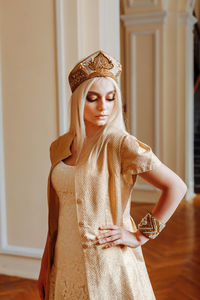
xmin=97 ymin=97 xmax=106 ymax=111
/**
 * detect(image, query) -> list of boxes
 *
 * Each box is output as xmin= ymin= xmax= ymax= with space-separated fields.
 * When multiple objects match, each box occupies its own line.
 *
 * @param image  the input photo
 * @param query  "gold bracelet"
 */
xmin=138 ymin=212 xmax=166 ymax=239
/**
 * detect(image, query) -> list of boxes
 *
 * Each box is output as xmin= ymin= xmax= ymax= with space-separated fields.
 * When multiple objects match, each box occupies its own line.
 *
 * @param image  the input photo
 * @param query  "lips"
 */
xmin=96 ymin=115 xmax=108 ymax=117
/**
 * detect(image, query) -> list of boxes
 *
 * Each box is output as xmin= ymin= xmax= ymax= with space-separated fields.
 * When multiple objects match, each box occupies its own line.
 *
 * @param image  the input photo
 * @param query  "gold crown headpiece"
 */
xmin=68 ymin=50 xmax=122 ymax=93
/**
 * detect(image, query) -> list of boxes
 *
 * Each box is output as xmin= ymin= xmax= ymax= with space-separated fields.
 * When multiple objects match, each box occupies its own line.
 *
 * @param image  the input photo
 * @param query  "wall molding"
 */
xmin=121 ymin=10 xmax=169 ymax=26
xmin=0 ymin=100 xmax=43 ymax=258
xmin=180 ymin=11 xmax=197 ymax=200
xmin=55 ymin=0 xmax=67 ymax=135
xmin=0 ymin=49 xmax=7 ymax=256
xmin=186 ymin=0 xmax=196 ymax=14
xmin=130 ymin=33 xmax=137 ymax=135
xmin=98 ymin=0 xmax=120 ymax=60
xmin=179 ymin=12 xmax=197 ymax=26
xmin=129 ymin=29 xmax=160 ymax=192
xmin=0 ymin=0 xmax=66 ymax=260
xmin=0 ymin=63 xmax=43 ymax=258
xmin=0 ymin=244 xmax=43 ymax=259
xmin=128 ymin=0 xmax=157 ymax=8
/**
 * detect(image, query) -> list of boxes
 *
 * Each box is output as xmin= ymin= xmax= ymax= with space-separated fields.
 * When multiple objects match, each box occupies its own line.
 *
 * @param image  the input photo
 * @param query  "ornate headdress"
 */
xmin=68 ymin=50 xmax=122 ymax=93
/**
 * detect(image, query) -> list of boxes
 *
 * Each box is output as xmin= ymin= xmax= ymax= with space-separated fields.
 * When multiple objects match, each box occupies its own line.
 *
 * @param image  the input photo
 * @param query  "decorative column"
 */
xmin=177 ymin=0 xmax=197 ymax=200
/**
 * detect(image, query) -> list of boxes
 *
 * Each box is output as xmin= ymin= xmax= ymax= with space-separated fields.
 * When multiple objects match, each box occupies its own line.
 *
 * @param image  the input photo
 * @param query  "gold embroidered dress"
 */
xmin=49 ymin=162 xmax=89 ymax=299
xmin=45 ymin=127 xmax=162 ymax=300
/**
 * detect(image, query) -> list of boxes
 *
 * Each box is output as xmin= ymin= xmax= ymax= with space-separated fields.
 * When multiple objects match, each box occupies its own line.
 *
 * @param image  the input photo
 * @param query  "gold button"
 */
xmin=82 ymin=243 xmax=88 ymax=249
xmin=79 ymin=221 xmax=84 ymax=227
xmin=77 ymin=198 xmax=82 ymax=204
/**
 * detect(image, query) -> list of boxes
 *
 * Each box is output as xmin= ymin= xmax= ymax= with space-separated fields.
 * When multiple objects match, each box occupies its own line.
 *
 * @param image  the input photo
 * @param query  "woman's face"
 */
xmin=84 ymin=78 xmax=116 ymax=128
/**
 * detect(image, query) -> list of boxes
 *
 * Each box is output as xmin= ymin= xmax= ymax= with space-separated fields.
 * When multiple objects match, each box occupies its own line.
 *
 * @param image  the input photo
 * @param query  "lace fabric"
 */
xmin=49 ymin=162 xmax=90 ymax=299
xmin=48 ymin=262 xmax=89 ymax=300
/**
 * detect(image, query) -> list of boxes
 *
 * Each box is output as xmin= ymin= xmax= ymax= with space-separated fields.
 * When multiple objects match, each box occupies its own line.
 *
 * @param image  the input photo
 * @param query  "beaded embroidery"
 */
xmin=68 ymin=50 xmax=122 ymax=92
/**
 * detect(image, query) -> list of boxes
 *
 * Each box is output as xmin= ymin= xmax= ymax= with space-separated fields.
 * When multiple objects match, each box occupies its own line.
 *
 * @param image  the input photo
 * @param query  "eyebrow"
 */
xmin=87 ymin=90 xmax=115 ymax=96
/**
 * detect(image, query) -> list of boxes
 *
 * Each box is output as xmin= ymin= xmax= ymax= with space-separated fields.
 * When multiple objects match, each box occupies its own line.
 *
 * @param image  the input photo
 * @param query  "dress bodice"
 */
xmin=48 ymin=159 xmax=156 ymax=300
xmin=51 ymin=161 xmax=75 ymax=194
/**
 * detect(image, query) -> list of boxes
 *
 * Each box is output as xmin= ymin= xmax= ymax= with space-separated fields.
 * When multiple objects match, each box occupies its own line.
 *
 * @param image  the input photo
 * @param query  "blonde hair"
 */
xmin=68 ymin=77 xmax=128 ymax=165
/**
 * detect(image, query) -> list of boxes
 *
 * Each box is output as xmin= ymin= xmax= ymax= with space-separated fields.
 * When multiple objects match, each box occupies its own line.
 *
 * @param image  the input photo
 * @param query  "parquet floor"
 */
xmin=0 ymin=195 xmax=199 ymax=300
xmin=131 ymin=195 xmax=200 ymax=300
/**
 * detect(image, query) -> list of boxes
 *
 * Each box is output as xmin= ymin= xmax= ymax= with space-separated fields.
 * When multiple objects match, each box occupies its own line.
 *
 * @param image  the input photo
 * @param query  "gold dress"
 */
xmin=48 ymin=159 xmax=156 ymax=300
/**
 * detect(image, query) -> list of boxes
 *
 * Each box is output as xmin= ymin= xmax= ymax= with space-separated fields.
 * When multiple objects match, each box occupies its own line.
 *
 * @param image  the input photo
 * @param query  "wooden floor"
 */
xmin=0 ymin=195 xmax=199 ymax=300
xmin=131 ymin=195 xmax=200 ymax=300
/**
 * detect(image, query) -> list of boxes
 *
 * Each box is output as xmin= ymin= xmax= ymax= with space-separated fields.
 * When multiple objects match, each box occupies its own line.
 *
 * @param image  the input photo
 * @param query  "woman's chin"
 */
xmin=84 ymin=118 xmax=109 ymax=128
xmin=95 ymin=120 xmax=108 ymax=126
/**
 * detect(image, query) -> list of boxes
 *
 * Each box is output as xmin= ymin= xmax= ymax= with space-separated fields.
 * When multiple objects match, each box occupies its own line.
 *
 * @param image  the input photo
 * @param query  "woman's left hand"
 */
xmin=96 ymin=225 xmax=149 ymax=249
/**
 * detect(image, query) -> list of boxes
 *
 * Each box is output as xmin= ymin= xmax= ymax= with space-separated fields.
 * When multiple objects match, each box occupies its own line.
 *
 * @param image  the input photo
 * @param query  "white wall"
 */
xmin=0 ymin=0 xmax=120 ymax=279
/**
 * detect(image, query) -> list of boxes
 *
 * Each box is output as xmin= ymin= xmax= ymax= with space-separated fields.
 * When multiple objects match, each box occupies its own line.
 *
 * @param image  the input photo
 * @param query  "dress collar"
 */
xmin=50 ymin=130 xmax=76 ymax=168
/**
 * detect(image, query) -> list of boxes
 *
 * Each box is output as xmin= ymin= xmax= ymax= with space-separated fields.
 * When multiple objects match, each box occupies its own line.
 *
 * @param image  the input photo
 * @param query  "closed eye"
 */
xmin=106 ymin=97 xmax=115 ymax=101
xmin=86 ymin=96 xmax=98 ymax=102
xmin=86 ymin=96 xmax=115 ymax=102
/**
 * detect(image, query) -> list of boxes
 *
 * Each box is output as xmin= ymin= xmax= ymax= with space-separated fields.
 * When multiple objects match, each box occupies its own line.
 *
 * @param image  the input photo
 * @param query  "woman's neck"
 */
xmin=85 ymin=122 xmax=105 ymax=139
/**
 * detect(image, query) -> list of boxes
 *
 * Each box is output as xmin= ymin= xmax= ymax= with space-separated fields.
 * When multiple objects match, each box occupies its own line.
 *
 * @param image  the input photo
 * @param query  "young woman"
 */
xmin=38 ymin=50 xmax=187 ymax=300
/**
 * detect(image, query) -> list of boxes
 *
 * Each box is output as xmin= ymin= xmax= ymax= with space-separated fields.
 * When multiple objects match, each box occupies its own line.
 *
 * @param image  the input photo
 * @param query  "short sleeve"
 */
xmin=121 ymin=134 xmax=162 ymax=175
